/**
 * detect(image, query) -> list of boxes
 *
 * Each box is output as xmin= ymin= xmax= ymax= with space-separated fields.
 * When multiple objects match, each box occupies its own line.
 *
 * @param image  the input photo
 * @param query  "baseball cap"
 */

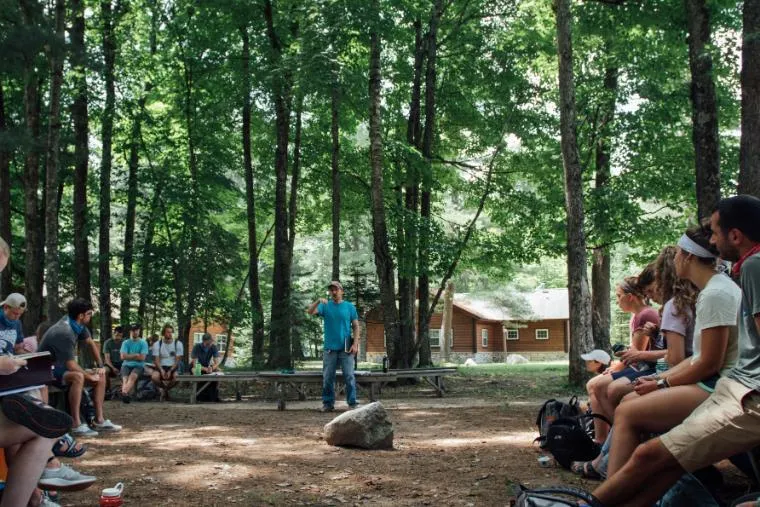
xmin=580 ymin=349 xmax=611 ymax=365
xmin=328 ymin=281 xmax=343 ymax=290
xmin=130 ymin=323 xmax=142 ymax=331
xmin=0 ymin=293 xmax=27 ymax=309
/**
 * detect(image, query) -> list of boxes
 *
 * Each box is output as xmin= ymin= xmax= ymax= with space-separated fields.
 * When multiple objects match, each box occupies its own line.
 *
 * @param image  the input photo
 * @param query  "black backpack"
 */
xmin=543 ymin=413 xmax=611 ymax=469
xmin=510 ymin=484 xmax=604 ymax=507
xmin=535 ymin=396 xmax=582 ymax=449
xmin=80 ymin=387 xmax=96 ymax=426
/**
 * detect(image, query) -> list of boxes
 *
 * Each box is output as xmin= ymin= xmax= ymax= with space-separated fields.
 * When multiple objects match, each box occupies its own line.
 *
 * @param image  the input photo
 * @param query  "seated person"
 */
xmin=39 ymin=298 xmax=121 ymax=436
xmin=604 ymin=224 xmax=740 ymax=477
xmin=101 ymin=325 xmax=124 ymax=395
xmin=582 ymin=349 xmax=611 ymax=375
xmin=151 ymin=324 xmax=183 ymax=401
xmin=587 ymin=270 xmax=660 ymax=443
xmin=119 ymin=324 xmax=148 ymax=404
xmin=0 ymin=293 xmax=28 ymax=356
xmin=189 ymin=333 xmax=222 ymax=402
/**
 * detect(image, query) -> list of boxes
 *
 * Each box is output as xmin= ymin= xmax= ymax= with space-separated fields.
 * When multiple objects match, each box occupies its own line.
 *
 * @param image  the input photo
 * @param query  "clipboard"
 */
xmin=0 ymin=351 xmax=54 ymax=396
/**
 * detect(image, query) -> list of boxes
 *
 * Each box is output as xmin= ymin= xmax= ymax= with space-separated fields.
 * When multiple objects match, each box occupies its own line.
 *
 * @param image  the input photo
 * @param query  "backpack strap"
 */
xmin=536 ymin=398 xmax=557 ymax=428
xmin=577 ymin=412 xmax=612 ymax=427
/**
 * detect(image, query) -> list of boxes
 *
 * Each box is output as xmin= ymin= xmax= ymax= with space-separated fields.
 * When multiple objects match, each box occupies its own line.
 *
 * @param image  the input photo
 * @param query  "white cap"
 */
xmin=581 ymin=349 xmax=611 ymax=365
xmin=0 ymin=293 xmax=26 ymax=309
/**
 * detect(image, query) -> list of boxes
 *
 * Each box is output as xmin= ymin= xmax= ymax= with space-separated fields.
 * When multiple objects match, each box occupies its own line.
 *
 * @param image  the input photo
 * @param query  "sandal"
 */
xmin=53 ymin=433 xmax=87 ymax=459
xmin=570 ymin=460 xmax=603 ymax=480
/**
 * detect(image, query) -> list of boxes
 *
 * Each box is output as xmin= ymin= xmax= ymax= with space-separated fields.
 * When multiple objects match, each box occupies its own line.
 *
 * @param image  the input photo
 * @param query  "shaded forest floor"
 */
xmin=60 ymin=374 xmax=754 ymax=506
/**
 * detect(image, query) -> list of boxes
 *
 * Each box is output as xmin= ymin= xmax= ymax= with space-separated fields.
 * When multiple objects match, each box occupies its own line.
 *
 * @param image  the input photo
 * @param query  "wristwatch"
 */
xmin=656 ymin=378 xmax=669 ymax=389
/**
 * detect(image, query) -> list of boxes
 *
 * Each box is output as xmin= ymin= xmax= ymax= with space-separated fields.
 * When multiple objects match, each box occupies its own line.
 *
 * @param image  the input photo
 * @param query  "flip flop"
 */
xmin=571 ymin=460 xmax=603 ymax=480
xmin=53 ymin=433 xmax=88 ymax=458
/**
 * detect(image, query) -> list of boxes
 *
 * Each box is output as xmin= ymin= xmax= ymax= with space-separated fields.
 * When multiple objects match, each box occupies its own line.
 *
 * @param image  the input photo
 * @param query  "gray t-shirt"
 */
xmin=39 ymin=316 xmax=91 ymax=369
xmin=727 ymin=254 xmax=760 ymax=390
xmin=691 ymin=273 xmax=741 ymax=376
xmin=659 ymin=298 xmax=695 ymax=358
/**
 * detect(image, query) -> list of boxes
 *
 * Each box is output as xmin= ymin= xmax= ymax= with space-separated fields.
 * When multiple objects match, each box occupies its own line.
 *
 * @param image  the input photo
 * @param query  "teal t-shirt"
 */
xmin=317 ymin=300 xmax=358 ymax=351
xmin=120 ymin=338 xmax=149 ymax=367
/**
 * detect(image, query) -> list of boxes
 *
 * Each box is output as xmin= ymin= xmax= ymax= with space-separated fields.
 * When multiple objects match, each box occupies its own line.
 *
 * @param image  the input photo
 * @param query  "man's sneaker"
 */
xmin=0 ymin=394 xmax=72 ymax=439
xmin=38 ymin=464 xmax=96 ymax=491
xmin=121 ymin=394 xmax=131 ymax=404
xmin=71 ymin=423 xmax=98 ymax=437
xmin=348 ymin=403 xmax=360 ymax=410
xmin=93 ymin=419 xmax=121 ymax=432
xmin=40 ymin=491 xmax=61 ymax=507
xmin=319 ymin=405 xmax=334 ymax=413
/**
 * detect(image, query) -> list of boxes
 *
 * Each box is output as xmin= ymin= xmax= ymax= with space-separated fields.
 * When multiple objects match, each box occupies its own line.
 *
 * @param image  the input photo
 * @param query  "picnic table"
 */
xmin=176 ymin=367 xmax=459 ymax=407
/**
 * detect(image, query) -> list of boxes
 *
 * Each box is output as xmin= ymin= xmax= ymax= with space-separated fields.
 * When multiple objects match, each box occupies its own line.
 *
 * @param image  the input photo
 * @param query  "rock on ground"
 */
xmin=506 ymin=354 xmax=529 ymax=365
xmin=324 ymin=401 xmax=394 ymax=449
xmin=464 ymin=358 xmax=478 ymax=366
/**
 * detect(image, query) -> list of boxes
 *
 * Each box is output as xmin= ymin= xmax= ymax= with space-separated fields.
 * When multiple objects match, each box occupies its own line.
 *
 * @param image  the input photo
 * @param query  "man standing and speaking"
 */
xmin=308 ymin=281 xmax=360 ymax=412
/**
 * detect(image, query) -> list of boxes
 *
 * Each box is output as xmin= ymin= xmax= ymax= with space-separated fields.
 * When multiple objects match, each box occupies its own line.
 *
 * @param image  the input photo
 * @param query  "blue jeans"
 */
xmin=322 ymin=349 xmax=356 ymax=408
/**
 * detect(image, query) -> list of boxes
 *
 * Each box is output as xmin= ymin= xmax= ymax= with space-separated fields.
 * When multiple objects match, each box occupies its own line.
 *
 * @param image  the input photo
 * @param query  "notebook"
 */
xmin=0 ymin=351 xmax=53 ymax=396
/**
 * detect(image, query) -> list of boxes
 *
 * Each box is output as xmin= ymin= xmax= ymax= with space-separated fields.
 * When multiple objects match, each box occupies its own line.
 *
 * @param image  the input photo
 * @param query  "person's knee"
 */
xmin=607 ymin=381 xmax=630 ymax=404
xmin=592 ymin=377 xmax=609 ymax=397
xmin=67 ymin=371 xmax=84 ymax=386
xmin=631 ymin=439 xmax=670 ymax=469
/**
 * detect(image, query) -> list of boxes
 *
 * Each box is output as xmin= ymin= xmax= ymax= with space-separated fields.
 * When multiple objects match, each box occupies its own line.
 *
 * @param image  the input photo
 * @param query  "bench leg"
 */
xmin=370 ymin=383 xmax=376 ymax=402
xmin=190 ymin=382 xmax=197 ymax=404
xmin=235 ymin=381 xmax=242 ymax=402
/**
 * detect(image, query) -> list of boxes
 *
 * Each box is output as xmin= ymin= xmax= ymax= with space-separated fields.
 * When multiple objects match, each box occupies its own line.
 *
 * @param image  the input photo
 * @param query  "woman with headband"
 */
xmin=587 ymin=267 xmax=660 ymax=445
xmin=601 ymin=222 xmax=741 ymax=478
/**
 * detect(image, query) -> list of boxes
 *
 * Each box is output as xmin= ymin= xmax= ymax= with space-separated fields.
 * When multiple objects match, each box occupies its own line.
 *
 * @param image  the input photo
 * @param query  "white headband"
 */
xmin=677 ymin=234 xmax=716 ymax=259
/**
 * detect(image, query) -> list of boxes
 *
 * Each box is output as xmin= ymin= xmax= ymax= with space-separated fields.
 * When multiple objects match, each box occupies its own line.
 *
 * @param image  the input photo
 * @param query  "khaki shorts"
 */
xmin=661 ymin=377 xmax=760 ymax=472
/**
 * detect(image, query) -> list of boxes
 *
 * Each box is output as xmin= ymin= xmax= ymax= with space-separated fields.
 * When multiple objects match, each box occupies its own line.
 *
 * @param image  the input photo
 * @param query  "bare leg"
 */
xmin=63 ymin=371 xmax=84 ymax=427
xmin=588 ymin=374 xmax=614 ymax=442
xmin=0 ymin=425 xmax=56 ymax=507
xmin=599 ymin=376 xmax=631 ymax=421
xmin=607 ymin=378 xmax=635 ymax=408
xmin=593 ymin=438 xmax=684 ymax=507
xmin=607 ymin=385 xmax=708 ymax=476
xmin=122 ymin=372 xmax=139 ymax=396
xmin=89 ymin=374 xmax=106 ymax=424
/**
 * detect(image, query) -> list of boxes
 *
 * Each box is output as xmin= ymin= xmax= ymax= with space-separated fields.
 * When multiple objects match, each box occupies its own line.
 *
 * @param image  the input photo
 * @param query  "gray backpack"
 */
xmin=510 ymin=484 xmax=603 ymax=507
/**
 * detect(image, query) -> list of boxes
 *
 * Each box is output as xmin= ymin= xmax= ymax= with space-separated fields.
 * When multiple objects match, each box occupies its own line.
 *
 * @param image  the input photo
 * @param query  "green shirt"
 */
xmin=103 ymin=338 xmax=124 ymax=366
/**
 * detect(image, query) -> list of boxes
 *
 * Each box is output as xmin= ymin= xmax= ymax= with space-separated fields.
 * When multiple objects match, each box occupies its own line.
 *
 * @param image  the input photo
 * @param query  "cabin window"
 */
xmin=193 ymin=332 xmax=204 ymax=345
xmin=505 ymin=328 xmax=519 ymax=340
xmin=430 ymin=329 xmax=440 ymax=348
xmin=215 ymin=334 xmax=228 ymax=353
xmin=481 ymin=328 xmax=489 ymax=347
xmin=536 ymin=329 xmax=549 ymax=340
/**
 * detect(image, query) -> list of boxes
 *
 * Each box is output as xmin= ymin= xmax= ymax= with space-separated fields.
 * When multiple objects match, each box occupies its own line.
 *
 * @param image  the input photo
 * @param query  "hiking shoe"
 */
xmin=121 ymin=394 xmax=131 ymax=404
xmin=71 ymin=423 xmax=98 ymax=437
xmin=348 ymin=403 xmax=360 ymax=410
xmin=38 ymin=464 xmax=96 ymax=491
xmin=0 ymin=394 xmax=72 ymax=439
xmin=319 ymin=405 xmax=334 ymax=413
xmin=93 ymin=419 xmax=121 ymax=432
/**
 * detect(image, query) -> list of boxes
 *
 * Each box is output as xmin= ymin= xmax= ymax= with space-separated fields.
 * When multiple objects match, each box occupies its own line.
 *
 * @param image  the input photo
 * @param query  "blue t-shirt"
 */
xmin=120 ymin=338 xmax=149 ymax=367
xmin=317 ymin=300 xmax=358 ymax=351
xmin=0 ymin=311 xmax=23 ymax=355
xmin=191 ymin=343 xmax=219 ymax=367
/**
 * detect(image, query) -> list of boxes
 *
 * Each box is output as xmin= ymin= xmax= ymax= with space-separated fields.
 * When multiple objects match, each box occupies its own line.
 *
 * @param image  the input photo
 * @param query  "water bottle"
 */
xmin=382 ymin=356 xmax=388 ymax=373
xmin=194 ymin=362 xmax=202 ymax=376
xmin=99 ymin=482 xmax=124 ymax=507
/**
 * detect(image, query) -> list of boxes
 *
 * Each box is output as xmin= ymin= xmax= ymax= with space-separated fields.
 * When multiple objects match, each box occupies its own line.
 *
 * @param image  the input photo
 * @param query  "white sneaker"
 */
xmin=93 ymin=419 xmax=121 ymax=432
xmin=71 ymin=423 xmax=98 ymax=437
xmin=38 ymin=463 xmax=96 ymax=491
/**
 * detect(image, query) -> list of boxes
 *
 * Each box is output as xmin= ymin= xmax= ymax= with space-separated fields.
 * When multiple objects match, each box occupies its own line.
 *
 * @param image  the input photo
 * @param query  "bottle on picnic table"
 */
xmin=194 ymin=362 xmax=202 ymax=376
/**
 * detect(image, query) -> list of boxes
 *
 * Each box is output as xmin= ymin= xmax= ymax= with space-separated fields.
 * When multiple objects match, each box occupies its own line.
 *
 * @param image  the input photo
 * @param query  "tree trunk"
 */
xmin=417 ymin=0 xmax=444 ymax=368
xmin=71 ymin=0 xmax=91 ymax=300
xmin=20 ymin=0 xmax=44 ymax=336
xmin=44 ymin=0 xmax=66 ymax=321
xmin=120 ymin=101 xmax=144 ymax=325
xmin=331 ymin=81 xmax=341 ymax=281
xmin=264 ymin=0 xmax=293 ymax=369
xmin=288 ymin=97 xmax=301 ymax=257
xmin=398 ymin=19 xmax=424 ymax=367
xmin=240 ymin=25 xmax=265 ymax=362
xmin=686 ymin=0 xmax=721 ymax=219
xmin=368 ymin=0 xmax=401 ymax=368
xmin=99 ymin=0 xmax=117 ymax=344
xmin=441 ymin=280 xmax=454 ymax=362
xmin=137 ymin=184 xmax=161 ymax=324
xmin=591 ymin=61 xmax=617 ymax=352
xmin=556 ymin=0 xmax=594 ymax=386
xmin=0 ymin=80 xmax=12 ymax=295
xmin=739 ymin=0 xmax=760 ymax=197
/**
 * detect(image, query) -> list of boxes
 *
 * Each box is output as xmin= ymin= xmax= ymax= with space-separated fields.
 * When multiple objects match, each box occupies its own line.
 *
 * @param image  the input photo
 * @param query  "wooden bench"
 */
xmin=391 ymin=367 xmax=458 ymax=397
xmin=176 ymin=371 xmax=399 ymax=407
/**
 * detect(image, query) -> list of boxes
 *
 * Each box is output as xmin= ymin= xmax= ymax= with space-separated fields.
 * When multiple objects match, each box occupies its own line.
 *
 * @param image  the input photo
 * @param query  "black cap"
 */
xmin=130 ymin=323 xmax=142 ymax=331
xmin=113 ymin=325 xmax=123 ymax=334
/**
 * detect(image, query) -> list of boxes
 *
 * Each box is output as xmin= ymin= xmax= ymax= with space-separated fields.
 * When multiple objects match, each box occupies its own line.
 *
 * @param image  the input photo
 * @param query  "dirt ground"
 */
xmin=59 ymin=378 xmax=753 ymax=506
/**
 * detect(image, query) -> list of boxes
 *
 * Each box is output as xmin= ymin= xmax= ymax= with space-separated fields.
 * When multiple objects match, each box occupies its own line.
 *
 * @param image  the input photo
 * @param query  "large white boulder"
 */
xmin=324 ymin=401 xmax=394 ymax=450
xmin=506 ymin=354 xmax=529 ymax=365
xmin=464 ymin=358 xmax=478 ymax=366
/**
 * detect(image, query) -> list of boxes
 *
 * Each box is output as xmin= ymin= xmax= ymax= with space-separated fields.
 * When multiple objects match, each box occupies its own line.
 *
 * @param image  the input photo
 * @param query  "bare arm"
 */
xmin=349 ymin=319 xmax=360 ymax=355
xmin=663 ymin=326 xmax=728 ymax=387
xmin=663 ymin=331 xmax=686 ymax=368
xmin=307 ymin=299 xmax=327 ymax=316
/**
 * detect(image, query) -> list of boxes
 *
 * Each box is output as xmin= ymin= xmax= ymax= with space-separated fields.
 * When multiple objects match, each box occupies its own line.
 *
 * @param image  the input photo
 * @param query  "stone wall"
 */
xmin=365 ymin=351 xmax=568 ymax=365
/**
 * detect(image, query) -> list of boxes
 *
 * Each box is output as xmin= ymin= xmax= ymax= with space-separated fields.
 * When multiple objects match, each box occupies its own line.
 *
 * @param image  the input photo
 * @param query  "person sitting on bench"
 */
xmin=151 ymin=324 xmax=183 ymax=401
xmin=189 ymin=333 xmax=221 ymax=402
